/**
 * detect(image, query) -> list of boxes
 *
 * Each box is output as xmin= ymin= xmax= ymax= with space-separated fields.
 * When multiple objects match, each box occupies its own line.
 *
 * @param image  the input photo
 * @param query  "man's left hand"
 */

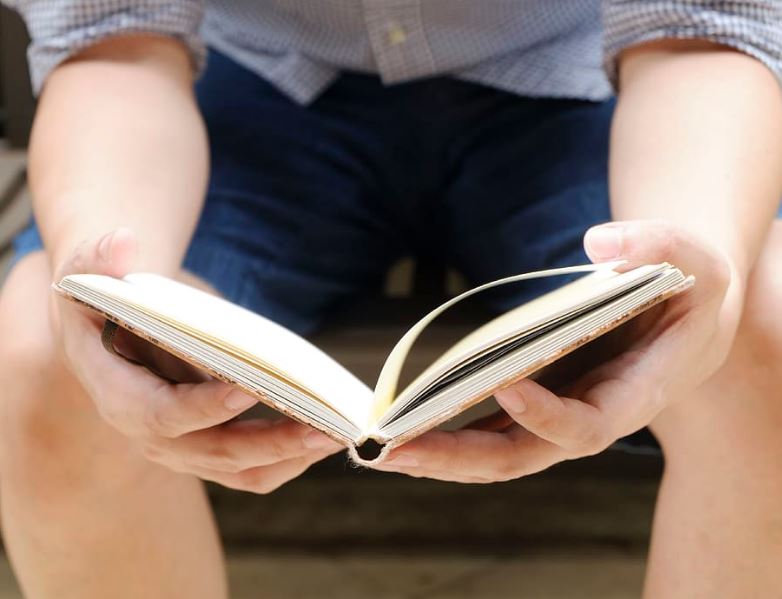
xmin=373 ymin=220 xmax=739 ymax=483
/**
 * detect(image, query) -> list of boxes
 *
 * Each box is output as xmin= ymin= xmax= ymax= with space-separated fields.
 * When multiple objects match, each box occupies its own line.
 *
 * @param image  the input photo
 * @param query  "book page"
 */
xmin=65 ymin=273 xmax=375 ymax=428
xmin=370 ymin=262 xmax=625 ymax=421
xmin=392 ymin=263 xmax=668 ymax=409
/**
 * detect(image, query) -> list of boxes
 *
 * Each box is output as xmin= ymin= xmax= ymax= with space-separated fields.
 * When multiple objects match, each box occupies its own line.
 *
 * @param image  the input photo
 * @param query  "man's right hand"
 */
xmin=51 ymin=229 xmax=341 ymax=493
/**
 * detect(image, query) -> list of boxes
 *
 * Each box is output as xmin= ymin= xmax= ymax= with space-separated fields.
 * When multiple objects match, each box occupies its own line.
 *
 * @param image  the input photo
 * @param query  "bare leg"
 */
xmin=646 ymin=221 xmax=782 ymax=597
xmin=0 ymin=253 xmax=227 ymax=598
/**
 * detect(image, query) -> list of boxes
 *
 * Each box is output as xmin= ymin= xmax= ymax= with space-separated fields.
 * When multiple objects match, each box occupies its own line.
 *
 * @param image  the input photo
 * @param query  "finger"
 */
xmin=193 ymin=455 xmax=327 ymax=494
xmin=143 ymin=380 xmax=263 ymax=438
xmin=111 ymin=327 xmax=211 ymax=383
xmin=584 ymin=219 xmax=735 ymax=391
xmin=494 ymin=378 xmax=609 ymax=455
xmin=373 ymin=427 xmax=568 ymax=482
xmin=372 ymin=464 xmax=496 ymax=484
xmin=559 ymin=344 xmax=681 ymax=443
xmin=148 ymin=419 xmax=342 ymax=471
xmin=574 ymin=351 xmax=672 ymax=440
xmin=55 ymin=227 xmax=137 ymax=281
xmin=58 ymin=310 xmax=176 ymax=434
xmin=56 ymin=229 xmax=138 ymax=347
xmin=584 ymin=220 xmax=730 ymax=308
xmin=65 ymin=323 xmax=260 ymax=437
xmin=462 ymin=410 xmax=515 ymax=432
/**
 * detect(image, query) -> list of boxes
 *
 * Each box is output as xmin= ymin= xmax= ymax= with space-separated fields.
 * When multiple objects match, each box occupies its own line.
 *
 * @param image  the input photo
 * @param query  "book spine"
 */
xmin=348 ymin=435 xmax=394 ymax=466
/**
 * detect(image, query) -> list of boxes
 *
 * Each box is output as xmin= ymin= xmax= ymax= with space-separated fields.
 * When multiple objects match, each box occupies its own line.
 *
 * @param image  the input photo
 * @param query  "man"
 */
xmin=0 ymin=1 xmax=781 ymax=597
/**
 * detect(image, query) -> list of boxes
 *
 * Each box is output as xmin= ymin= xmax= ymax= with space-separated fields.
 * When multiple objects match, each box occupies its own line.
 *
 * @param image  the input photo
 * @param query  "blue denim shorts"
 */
xmin=15 ymin=49 xmax=616 ymax=332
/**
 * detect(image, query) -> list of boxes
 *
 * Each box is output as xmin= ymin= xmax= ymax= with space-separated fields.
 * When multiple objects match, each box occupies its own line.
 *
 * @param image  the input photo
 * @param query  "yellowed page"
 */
xmin=63 ymin=273 xmax=375 ymax=428
xmin=370 ymin=262 xmax=624 ymax=421
xmin=390 ymin=263 xmax=667 ymax=411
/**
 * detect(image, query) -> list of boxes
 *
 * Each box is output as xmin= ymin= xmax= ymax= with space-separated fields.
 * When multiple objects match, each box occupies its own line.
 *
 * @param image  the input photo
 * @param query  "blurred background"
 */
xmin=0 ymin=7 xmax=661 ymax=598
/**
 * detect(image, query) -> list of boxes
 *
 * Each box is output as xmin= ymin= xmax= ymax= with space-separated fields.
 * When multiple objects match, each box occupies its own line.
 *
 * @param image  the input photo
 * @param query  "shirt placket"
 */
xmin=362 ymin=0 xmax=436 ymax=83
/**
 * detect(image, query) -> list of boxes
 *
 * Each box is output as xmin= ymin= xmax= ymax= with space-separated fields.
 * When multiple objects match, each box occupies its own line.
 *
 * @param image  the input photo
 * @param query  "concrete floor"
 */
xmin=226 ymin=553 xmax=645 ymax=598
xmin=0 ymin=553 xmax=646 ymax=598
xmin=0 ymin=459 xmax=656 ymax=598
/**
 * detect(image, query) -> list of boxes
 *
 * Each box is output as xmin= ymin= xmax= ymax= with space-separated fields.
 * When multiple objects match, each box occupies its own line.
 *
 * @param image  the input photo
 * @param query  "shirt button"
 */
xmin=387 ymin=22 xmax=408 ymax=46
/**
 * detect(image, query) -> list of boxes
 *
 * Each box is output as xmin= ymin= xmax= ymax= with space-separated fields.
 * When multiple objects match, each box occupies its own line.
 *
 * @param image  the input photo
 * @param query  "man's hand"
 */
xmin=374 ymin=220 xmax=736 ymax=483
xmin=53 ymin=229 xmax=341 ymax=493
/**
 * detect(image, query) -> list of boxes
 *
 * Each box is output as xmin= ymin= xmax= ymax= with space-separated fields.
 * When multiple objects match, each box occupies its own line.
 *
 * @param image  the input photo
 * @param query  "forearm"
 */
xmin=610 ymin=40 xmax=782 ymax=285
xmin=28 ymin=35 xmax=208 ymax=276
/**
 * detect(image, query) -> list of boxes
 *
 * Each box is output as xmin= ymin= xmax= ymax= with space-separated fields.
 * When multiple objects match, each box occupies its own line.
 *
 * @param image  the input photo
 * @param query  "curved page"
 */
xmin=371 ymin=261 xmax=624 ymax=420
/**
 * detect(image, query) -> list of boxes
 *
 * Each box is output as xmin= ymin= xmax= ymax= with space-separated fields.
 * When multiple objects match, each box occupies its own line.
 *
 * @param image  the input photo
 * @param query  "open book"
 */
xmin=54 ymin=262 xmax=692 ymax=464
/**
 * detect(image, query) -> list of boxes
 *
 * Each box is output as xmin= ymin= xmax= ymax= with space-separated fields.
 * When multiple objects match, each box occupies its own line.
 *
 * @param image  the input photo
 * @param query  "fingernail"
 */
xmin=98 ymin=231 xmax=116 ymax=262
xmin=383 ymin=453 xmax=418 ymax=467
xmin=224 ymin=391 xmax=257 ymax=411
xmin=495 ymin=387 xmax=527 ymax=414
xmin=303 ymin=430 xmax=336 ymax=449
xmin=585 ymin=225 xmax=623 ymax=260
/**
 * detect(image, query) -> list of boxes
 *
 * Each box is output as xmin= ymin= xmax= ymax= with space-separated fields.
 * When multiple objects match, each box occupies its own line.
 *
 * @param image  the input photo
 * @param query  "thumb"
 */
xmin=52 ymin=227 xmax=138 ymax=347
xmin=56 ymin=228 xmax=137 ymax=281
xmin=583 ymin=219 xmax=731 ymax=305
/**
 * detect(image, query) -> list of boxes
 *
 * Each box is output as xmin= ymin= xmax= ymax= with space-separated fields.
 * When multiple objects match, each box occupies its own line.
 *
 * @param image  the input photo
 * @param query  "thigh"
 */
xmin=11 ymin=54 xmax=405 ymax=336
xmin=442 ymin=95 xmax=614 ymax=311
xmin=182 ymin=52 xmax=407 ymax=334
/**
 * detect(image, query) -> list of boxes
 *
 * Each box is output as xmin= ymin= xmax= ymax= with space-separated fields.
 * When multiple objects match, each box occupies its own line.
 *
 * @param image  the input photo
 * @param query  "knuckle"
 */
xmin=429 ymin=435 xmax=460 ymax=471
xmin=651 ymin=226 xmax=679 ymax=260
xmin=439 ymin=454 xmax=465 ymax=473
xmin=141 ymin=443 xmax=164 ymax=463
xmin=193 ymin=390 xmax=227 ymax=423
xmin=235 ymin=468 xmax=277 ymax=495
xmin=262 ymin=424 xmax=302 ymax=462
xmin=142 ymin=404 xmax=177 ymax=438
xmin=528 ymin=408 xmax=559 ymax=434
xmin=492 ymin=459 xmax=522 ymax=482
xmin=152 ymin=453 xmax=196 ymax=475
xmin=180 ymin=383 xmax=234 ymax=427
xmin=646 ymin=385 xmax=668 ymax=414
xmin=95 ymin=403 xmax=132 ymax=434
xmin=572 ymin=427 xmax=608 ymax=456
xmin=629 ymin=219 xmax=682 ymax=262
xmin=203 ymin=446 xmax=243 ymax=473
xmin=608 ymin=353 xmax=646 ymax=381
xmin=266 ymin=438 xmax=288 ymax=462
xmin=69 ymin=242 xmax=87 ymax=273
xmin=252 ymin=480 xmax=280 ymax=495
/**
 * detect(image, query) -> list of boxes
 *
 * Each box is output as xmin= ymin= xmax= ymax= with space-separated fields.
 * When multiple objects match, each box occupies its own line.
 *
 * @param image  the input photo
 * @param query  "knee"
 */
xmin=0 ymin=256 xmax=67 ymax=408
xmin=0 ymin=323 xmax=77 ymax=438
xmin=0 ymin=256 xmax=100 ymax=467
